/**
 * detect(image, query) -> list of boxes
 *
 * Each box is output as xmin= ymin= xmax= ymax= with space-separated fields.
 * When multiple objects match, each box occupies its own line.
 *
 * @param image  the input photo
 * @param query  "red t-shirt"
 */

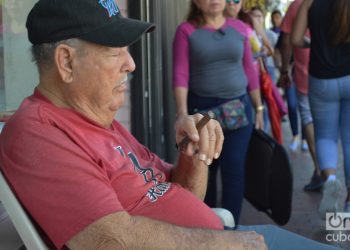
xmin=0 ymin=89 xmax=223 ymax=249
xmin=280 ymin=0 xmax=310 ymax=94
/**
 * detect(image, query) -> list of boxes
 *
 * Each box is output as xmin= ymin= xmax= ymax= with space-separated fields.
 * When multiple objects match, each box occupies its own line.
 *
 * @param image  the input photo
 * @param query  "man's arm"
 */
xmin=277 ymin=31 xmax=293 ymax=88
xmin=66 ymin=211 xmax=267 ymax=250
xmin=251 ymin=17 xmax=274 ymax=56
xmin=291 ymin=0 xmax=313 ymax=47
xmin=171 ymin=152 xmax=209 ymax=200
xmin=280 ymin=32 xmax=292 ymax=76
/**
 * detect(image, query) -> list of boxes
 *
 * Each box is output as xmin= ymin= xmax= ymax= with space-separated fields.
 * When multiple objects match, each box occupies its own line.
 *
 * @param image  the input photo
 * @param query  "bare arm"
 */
xmin=280 ymin=32 xmax=292 ymax=74
xmin=291 ymin=0 xmax=313 ymax=47
xmin=276 ymin=31 xmax=293 ymax=88
xmin=252 ymin=18 xmax=274 ymax=56
xmin=174 ymin=87 xmax=189 ymax=117
xmin=171 ymin=152 xmax=209 ymax=200
xmin=67 ymin=211 xmax=267 ymax=250
xmin=248 ymin=88 xmax=264 ymax=130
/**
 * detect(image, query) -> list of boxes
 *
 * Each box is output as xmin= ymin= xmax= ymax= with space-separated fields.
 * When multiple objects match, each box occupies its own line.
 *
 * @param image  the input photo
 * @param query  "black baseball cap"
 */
xmin=26 ymin=0 xmax=155 ymax=47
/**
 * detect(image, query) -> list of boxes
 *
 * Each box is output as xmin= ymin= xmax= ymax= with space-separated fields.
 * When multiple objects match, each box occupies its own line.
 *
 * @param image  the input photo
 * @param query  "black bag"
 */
xmin=245 ymin=129 xmax=293 ymax=225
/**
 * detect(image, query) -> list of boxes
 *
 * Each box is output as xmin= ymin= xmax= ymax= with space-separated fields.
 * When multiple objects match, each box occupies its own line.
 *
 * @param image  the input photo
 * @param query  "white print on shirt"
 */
xmin=127 ymin=152 xmax=170 ymax=202
xmin=113 ymin=146 xmax=170 ymax=202
xmin=113 ymin=146 xmax=125 ymax=157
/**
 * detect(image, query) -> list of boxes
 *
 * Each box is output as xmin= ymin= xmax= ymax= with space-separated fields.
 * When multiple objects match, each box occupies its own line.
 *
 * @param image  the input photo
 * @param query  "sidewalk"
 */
xmin=240 ymin=121 xmax=349 ymax=249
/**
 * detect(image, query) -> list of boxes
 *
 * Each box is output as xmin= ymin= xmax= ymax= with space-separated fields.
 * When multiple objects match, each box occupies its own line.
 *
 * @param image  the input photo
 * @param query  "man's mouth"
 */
xmin=116 ymin=75 xmax=128 ymax=87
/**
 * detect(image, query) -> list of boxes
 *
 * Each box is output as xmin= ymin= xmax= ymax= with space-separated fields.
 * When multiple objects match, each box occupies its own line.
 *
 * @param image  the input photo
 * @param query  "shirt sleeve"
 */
xmin=2 ymin=123 xmax=122 ymax=249
xmin=280 ymin=1 xmax=297 ymax=34
xmin=172 ymin=22 xmax=192 ymax=88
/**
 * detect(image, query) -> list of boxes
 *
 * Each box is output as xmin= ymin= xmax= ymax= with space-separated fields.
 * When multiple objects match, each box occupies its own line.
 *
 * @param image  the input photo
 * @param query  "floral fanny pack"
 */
xmin=195 ymin=99 xmax=249 ymax=131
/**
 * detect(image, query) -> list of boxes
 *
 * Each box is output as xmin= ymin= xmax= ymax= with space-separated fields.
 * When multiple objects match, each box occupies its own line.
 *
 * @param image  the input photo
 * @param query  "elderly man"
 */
xmin=0 ymin=0 xmax=341 ymax=249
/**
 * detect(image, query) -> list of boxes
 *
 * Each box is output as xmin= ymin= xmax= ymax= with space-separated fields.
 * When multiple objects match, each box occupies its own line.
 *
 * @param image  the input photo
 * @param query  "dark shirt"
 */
xmin=308 ymin=0 xmax=350 ymax=79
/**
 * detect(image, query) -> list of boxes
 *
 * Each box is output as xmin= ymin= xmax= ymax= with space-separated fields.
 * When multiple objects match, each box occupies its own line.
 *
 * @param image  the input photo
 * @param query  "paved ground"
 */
xmin=239 ymin=120 xmax=349 ymax=249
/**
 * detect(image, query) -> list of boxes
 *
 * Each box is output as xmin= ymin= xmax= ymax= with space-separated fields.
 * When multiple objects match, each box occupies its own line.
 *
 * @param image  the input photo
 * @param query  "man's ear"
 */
xmin=54 ymin=44 xmax=75 ymax=83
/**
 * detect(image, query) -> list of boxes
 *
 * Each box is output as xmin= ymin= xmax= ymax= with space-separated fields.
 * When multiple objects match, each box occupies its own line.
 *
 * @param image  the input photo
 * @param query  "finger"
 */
xmin=177 ymin=114 xmax=211 ymax=155
xmin=214 ymin=121 xmax=224 ymax=159
xmin=176 ymin=116 xmax=201 ymax=152
xmin=253 ymin=235 xmax=267 ymax=250
xmin=179 ymin=115 xmax=201 ymax=143
xmin=242 ymin=232 xmax=266 ymax=250
xmin=197 ymin=125 xmax=209 ymax=163
xmin=206 ymin=121 xmax=217 ymax=165
xmin=182 ymin=141 xmax=197 ymax=156
xmin=190 ymin=113 xmax=209 ymax=142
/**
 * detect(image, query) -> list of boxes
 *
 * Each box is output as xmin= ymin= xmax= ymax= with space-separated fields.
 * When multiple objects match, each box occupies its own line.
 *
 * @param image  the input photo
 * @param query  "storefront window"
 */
xmin=0 ymin=0 xmax=38 ymax=113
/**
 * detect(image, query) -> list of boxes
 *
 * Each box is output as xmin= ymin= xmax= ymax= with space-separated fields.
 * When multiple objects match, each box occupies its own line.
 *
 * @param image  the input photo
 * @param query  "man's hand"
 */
xmin=175 ymin=113 xmax=224 ymax=166
xmin=277 ymin=71 xmax=291 ymax=88
xmin=230 ymin=231 xmax=268 ymax=250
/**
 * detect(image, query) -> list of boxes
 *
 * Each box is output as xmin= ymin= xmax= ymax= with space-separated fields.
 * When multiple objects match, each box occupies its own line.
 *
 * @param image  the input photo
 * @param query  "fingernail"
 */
xmin=206 ymin=159 xmax=212 ymax=165
xmin=214 ymin=153 xmax=220 ymax=159
xmin=199 ymin=153 xmax=207 ymax=161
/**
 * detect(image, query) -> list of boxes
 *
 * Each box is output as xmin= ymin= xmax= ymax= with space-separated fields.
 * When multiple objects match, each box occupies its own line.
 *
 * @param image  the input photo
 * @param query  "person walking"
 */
xmin=270 ymin=9 xmax=282 ymax=35
xmin=279 ymin=0 xmax=323 ymax=192
xmin=172 ymin=0 xmax=264 ymax=223
xmin=292 ymin=0 xmax=350 ymax=215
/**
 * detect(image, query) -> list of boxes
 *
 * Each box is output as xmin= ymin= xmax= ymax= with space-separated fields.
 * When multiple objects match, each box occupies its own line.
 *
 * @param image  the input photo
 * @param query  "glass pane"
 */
xmin=0 ymin=0 xmax=38 ymax=113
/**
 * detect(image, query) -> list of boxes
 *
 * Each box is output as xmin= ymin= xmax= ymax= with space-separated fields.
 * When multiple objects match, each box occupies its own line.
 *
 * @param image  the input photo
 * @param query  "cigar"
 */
xmin=177 ymin=112 xmax=214 ymax=151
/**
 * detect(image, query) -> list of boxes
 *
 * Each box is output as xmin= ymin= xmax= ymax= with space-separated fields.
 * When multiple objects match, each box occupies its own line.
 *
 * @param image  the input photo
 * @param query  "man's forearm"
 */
xmin=171 ymin=152 xmax=208 ymax=200
xmin=67 ymin=212 xmax=259 ymax=250
xmin=281 ymin=33 xmax=292 ymax=73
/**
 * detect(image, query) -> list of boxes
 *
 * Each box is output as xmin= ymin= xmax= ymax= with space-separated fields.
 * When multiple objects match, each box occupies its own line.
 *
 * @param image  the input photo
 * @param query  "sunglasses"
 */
xmin=226 ymin=0 xmax=240 ymax=3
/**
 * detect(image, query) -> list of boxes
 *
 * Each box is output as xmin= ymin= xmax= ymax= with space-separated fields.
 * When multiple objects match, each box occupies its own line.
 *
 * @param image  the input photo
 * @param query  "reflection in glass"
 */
xmin=1 ymin=0 xmax=38 ymax=112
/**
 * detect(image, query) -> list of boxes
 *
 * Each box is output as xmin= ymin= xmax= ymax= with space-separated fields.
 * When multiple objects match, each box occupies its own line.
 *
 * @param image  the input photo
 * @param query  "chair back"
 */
xmin=0 ymin=170 xmax=49 ymax=250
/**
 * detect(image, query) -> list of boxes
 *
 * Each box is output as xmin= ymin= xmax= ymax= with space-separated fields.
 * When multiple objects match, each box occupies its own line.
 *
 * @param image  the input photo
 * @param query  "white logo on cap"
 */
xmin=99 ymin=0 xmax=119 ymax=17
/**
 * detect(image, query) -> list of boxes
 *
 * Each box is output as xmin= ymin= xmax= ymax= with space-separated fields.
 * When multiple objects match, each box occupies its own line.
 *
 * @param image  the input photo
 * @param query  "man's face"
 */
xmin=67 ymin=42 xmax=135 ymax=123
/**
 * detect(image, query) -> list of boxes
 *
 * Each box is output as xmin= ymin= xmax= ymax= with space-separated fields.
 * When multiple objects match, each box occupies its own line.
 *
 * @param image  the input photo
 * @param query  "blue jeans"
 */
xmin=285 ymin=82 xmax=299 ymax=136
xmin=227 ymin=225 xmax=341 ymax=249
xmin=187 ymin=92 xmax=253 ymax=224
xmin=309 ymin=74 xmax=350 ymax=187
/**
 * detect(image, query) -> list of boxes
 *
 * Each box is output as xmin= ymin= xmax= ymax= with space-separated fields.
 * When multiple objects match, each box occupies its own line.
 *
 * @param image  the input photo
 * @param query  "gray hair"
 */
xmin=30 ymin=38 xmax=84 ymax=70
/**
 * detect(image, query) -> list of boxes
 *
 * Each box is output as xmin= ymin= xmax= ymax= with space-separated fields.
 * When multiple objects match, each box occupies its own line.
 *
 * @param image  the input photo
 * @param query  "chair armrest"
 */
xmin=211 ymin=208 xmax=235 ymax=228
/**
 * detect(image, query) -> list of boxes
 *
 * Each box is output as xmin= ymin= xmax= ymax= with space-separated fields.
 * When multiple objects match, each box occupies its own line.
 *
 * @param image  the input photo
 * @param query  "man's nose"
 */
xmin=123 ymin=51 xmax=136 ymax=73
